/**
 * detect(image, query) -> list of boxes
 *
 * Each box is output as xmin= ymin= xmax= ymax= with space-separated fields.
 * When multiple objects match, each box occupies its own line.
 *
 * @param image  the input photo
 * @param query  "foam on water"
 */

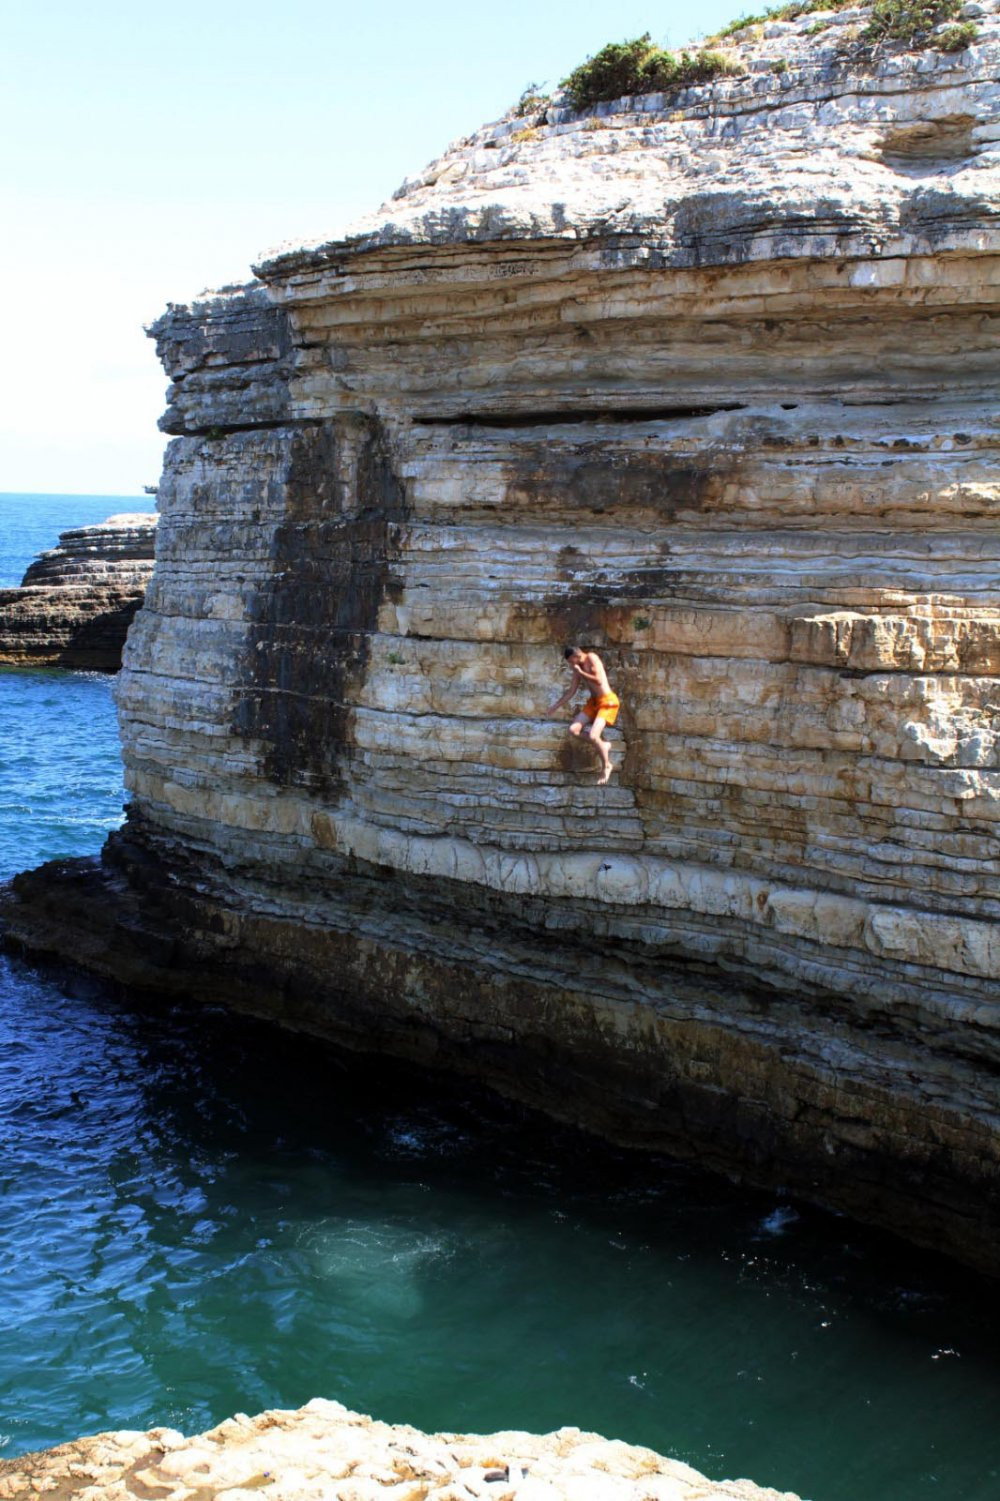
xmin=757 ymin=1205 xmax=801 ymax=1237
xmin=292 ymin=1219 xmax=451 ymax=1318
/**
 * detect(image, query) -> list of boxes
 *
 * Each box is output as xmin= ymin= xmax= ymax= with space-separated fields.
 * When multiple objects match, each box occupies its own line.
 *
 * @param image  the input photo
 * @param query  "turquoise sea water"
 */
xmin=0 ymin=495 xmax=999 ymax=1499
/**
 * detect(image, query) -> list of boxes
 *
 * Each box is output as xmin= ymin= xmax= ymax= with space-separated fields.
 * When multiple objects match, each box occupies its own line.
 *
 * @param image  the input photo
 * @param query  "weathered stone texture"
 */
xmin=0 ymin=1400 xmax=799 ymax=1500
xmin=0 ymin=513 xmax=158 ymax=670
xmin=3 ymin=13 xmax=1000 ymax=1269
xmin=147 ymin=284 xmax=292 ymax=435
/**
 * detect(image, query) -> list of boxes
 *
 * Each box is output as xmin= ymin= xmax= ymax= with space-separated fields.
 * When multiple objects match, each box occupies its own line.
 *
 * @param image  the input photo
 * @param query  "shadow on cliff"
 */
xmin=232 ymin=417 xmax=410 ymax=798
xmin=56 ymin=597 xmax=147 ymax=672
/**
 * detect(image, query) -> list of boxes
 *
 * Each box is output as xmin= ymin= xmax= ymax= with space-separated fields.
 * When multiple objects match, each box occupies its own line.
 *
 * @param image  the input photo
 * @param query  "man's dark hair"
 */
xmin=563 ymin=646 xmax=581 ymax=659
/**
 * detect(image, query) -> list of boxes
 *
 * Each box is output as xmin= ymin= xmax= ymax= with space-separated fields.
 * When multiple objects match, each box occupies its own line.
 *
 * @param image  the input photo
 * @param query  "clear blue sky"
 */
xmin=1 ymin=0 xmax=740 ymax=495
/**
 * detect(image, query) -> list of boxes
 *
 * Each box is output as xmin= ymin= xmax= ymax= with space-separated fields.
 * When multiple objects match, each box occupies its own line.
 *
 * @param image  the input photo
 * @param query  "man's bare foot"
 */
xmin=597 ymin=762 xmax=613 ymax=786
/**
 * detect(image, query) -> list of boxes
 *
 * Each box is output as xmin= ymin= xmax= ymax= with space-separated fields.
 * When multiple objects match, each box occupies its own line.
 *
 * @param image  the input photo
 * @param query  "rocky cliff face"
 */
xmin=0 ymin=513 xmax=157 ymax=670
xmin=3 ymin=9 xmax=1000 ymax=1269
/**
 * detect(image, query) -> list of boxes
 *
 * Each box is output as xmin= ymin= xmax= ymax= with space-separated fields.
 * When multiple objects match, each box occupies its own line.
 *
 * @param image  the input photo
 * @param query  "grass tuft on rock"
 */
xmin=562 ymin=34 xmax=740 ymax=111
xmin=715 ymin=0 xmax=855 ymax=36
xmin=933 ymin=18 xmax=980 ymax=47
xmin=513 ymin=83 xmax=550 ymax=118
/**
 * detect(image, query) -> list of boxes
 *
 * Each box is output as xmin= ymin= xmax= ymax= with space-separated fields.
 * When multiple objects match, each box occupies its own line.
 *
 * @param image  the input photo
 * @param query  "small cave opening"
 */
xmin=414 ymin=403 xmax=746 ymax=429
xmin=879 ymin=115 xmax=976 ymax=175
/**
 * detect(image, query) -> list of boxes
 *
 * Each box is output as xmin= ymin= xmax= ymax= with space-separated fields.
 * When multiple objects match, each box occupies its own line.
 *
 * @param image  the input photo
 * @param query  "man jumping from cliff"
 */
xmin=547 ymin=646 xmax=620 ymax=785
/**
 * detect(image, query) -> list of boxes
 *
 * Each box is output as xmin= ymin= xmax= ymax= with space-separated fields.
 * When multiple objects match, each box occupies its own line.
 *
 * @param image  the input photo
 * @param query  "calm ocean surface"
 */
xmin=0 ymin=493 xmax=998 ymax=1500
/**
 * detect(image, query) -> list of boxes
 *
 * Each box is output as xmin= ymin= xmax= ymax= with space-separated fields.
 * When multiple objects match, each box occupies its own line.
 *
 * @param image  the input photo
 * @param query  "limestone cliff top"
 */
xmin=251 ymin=3 xmax=1000 ymax=282
xmin=83 ymin=513 xmax=159 ymax=529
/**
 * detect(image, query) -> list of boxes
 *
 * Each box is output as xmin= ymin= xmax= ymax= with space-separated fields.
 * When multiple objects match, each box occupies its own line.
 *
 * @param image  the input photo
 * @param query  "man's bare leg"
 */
xmin=568 ymin=712 xmax=613 ymax=783
xmin=588 ymin=715 xmax=613 ymax=784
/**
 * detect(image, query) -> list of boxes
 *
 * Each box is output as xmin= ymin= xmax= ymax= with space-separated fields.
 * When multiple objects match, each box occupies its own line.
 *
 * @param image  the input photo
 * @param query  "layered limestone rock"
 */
xmin=0 ymin=514 xmax=158 ymax=670
xmin=3 ymin=9 xmax=1000 ymax=1268
xmin=0 ymin=1399 xmax=800 ymax=1500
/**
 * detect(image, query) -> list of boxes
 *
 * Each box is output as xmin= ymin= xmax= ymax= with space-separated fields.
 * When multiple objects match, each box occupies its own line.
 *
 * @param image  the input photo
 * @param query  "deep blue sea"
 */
xmin=0 ymin=494 xmax=998 ymax=1500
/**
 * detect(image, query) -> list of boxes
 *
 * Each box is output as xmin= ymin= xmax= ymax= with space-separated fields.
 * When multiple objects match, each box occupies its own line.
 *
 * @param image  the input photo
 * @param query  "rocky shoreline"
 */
xmin=0 ymin=1400 xmax=801 ymax=1500
xmin=0 ymin=513 xmax=156 ymax=670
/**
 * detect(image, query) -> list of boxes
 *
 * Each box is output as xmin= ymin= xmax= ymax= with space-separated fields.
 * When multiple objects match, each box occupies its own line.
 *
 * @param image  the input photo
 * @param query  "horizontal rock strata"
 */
xmin=0 ymin=513 xmax=157 ymax=670
xmin=0 ymin=1399 xmax=800 ymax=1500
xmin=3 ymin=8 xmax=1000 ymax=1269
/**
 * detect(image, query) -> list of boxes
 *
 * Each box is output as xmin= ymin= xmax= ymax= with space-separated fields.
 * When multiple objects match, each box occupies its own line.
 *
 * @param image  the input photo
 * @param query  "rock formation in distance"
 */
xmin=0 ymin=513 xmax=158 ymax=671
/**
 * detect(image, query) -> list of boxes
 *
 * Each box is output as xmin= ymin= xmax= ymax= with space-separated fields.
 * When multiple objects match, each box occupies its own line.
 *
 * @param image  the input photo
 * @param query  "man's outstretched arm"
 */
xmin=547 ymin=674 xmax=583 ymax=715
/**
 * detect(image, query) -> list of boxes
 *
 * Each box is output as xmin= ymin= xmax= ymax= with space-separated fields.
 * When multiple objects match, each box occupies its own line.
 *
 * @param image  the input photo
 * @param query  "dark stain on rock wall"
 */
xmin=233 ymin=416 xmax=409 ymax=797
xmin=506 ymin=446 xmax=736 ymax=518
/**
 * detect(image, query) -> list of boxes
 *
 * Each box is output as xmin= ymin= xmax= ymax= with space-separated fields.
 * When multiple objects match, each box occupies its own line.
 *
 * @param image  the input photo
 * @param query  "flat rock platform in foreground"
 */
xmin=0 ymin=1400 xmax=800 ymax=1500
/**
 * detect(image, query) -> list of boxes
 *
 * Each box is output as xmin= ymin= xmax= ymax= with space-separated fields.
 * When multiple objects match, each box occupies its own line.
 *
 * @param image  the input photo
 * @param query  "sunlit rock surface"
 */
xmin=3 ymin=10 xmax=1000 ymax=1269
xmin=0 ymin=514 xmax=157 ymax=670
xmin=0 ymin=1400 xmax=800 ymax=1500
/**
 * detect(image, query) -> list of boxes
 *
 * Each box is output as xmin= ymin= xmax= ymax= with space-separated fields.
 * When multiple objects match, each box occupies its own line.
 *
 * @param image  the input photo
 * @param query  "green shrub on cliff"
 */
xmin=562 ymin=35 xmax=739 ymax=111
xmin=567 ymin=2 xmax=980 ymax=116
xmin=861 ymin=0 xmax=961 ymax=43
xmin=715 ymin=13 xmax=765 ymax=35
xmin=714 ymin=0 xmax=974 ymax=48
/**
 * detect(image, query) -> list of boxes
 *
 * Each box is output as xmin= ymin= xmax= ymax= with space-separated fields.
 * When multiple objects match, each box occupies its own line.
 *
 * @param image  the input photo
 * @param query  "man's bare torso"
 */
xmin=575 ymin=651 xmax=612 ymax=697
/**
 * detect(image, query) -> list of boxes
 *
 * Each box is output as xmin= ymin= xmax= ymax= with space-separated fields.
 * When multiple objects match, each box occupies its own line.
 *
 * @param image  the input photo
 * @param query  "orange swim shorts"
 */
xmin=583 ymin=693 xmax=620 ymax=727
